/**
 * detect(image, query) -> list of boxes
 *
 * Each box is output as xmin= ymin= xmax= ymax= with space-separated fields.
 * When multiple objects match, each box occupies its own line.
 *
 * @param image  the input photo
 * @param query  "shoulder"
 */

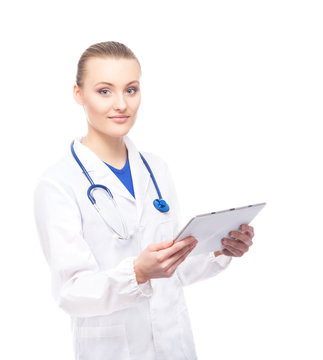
xmin=34 ymin=150 xmax=80 ymax=202
xmin=125 ymin=135 xmax=169 ymax=170
xmin=139 ymin=150 xmax=168 ymax=168
xmin=38 ymin=151 xmax=77 ymax=182
xmin=138 ymin=150 xmax=173 ymax=182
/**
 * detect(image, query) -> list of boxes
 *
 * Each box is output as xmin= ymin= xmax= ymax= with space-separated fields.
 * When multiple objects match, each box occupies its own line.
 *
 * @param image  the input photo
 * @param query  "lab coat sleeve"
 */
xmin=164 ymin=163 xmax=232 ymax=287
xmin=34 ymin=177 xmax=153 ymax=318
xmin=175 ymin=252 xmax=232 ymax=286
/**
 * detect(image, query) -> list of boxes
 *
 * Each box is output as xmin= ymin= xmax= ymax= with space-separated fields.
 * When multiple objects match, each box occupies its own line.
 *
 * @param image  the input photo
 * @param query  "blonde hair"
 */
xmin=76 ymin=41 xmax=141 ymax=88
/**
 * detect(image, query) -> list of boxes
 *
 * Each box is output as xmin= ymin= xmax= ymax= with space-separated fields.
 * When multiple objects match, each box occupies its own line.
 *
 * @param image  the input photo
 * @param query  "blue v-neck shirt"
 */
xmin=104 ymin=153 xmax=135 ymax=199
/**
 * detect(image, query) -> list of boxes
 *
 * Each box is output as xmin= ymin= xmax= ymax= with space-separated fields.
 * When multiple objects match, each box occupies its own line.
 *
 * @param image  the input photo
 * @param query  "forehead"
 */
xmin=84 ymin=57 xmax=141 ymax=86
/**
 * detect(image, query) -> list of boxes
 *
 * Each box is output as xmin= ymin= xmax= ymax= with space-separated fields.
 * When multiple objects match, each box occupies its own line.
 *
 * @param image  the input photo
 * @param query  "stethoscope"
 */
xmin=71 ymin=140 xmax=170 ymax=240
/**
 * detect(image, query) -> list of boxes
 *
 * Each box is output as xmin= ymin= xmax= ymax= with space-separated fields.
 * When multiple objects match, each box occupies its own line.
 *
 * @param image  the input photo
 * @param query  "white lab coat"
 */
xmin=34 ymin=136 xmax=231 ymax=360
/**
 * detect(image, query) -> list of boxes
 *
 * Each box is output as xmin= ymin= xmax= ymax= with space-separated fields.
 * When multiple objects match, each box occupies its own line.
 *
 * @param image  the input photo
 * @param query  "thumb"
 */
xmin=150 ymin=238 xmax=174 ymax=251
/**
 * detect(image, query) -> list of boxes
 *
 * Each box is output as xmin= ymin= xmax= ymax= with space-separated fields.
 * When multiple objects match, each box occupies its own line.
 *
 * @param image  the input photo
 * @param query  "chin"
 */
xmin=104 ymin=125 xmax=133 ymax=138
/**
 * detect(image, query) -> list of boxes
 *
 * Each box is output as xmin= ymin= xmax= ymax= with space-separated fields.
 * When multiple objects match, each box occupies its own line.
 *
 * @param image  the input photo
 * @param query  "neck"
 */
xmin=81 ymin=128 xmax=128 ymax=169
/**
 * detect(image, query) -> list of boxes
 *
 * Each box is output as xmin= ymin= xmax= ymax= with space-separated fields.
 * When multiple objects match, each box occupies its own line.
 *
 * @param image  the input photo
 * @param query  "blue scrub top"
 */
xmin=104 ymin=153 xmax=135 ymax=199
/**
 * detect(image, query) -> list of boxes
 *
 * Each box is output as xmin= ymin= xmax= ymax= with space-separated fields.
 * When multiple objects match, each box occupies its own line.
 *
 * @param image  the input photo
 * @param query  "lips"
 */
xmin=108 ymin=115 xmax=130 ymax=124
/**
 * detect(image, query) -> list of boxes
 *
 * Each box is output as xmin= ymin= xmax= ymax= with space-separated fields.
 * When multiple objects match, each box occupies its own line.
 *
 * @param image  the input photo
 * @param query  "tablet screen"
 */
xmin=174 ymin=202 xmax=266 ymax=256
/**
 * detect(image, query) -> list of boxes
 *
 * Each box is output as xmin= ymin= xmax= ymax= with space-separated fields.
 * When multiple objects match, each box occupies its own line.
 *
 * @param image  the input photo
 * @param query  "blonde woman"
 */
xmin=34 ymin=41 xmax=254 ymax=360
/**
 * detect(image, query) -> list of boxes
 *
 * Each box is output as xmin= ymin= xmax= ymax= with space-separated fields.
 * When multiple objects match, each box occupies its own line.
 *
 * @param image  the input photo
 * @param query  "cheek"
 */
xmin=87 ymin=95 xmax=112 ymax=115
xmin=129 ymin=95 xmax=141 ymax=112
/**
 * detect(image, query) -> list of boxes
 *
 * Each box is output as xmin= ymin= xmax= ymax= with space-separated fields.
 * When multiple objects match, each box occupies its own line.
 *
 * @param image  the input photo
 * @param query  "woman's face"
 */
xmin=73 ymin=56 xmax=141 ymax=139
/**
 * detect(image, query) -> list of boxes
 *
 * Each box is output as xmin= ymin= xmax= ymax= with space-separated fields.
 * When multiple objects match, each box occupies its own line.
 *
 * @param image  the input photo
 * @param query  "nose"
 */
xmin=113 ymin=93 xmax=127 ymax=111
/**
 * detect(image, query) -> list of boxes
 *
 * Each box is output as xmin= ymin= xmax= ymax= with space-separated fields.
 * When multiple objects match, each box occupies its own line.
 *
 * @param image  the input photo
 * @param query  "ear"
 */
xmin=73 ymin=84 xmax=84 ymax=105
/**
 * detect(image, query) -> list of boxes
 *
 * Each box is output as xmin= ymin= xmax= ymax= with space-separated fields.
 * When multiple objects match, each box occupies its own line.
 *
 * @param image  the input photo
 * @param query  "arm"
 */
xmin=175 ymin=252 xmax=232 ymax=287
xmin=34 ymin=177 xmax=153 ymax=318
xmin=163 ymin=163 xmax=255 ymax=286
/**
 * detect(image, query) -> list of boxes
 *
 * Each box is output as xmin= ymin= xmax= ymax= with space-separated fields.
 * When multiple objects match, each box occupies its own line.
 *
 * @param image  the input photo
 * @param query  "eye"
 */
xmin=126 ymin=87 xmax=138 ymax=95
xmin=98 ymin=89 xmax=111 ymax=95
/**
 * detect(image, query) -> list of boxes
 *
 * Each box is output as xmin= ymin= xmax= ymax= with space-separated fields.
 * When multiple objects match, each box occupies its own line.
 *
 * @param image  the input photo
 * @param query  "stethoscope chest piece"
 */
xmin=153 ymin=199 xmax=169 ymax=213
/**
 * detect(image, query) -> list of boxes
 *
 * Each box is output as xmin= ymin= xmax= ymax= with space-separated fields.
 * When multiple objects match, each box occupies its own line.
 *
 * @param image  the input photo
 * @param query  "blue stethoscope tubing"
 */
xmin=70 ymin=140 xmax=170 ymax=239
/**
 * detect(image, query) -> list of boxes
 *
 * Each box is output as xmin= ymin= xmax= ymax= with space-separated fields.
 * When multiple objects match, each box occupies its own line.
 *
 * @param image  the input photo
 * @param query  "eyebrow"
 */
xmin=95 ymin=80 xmax=140 ymax=87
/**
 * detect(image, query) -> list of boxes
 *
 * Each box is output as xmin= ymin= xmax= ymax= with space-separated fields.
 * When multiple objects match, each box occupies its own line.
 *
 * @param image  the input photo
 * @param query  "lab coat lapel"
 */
xmin=124 ymin=136 xmax=150 ymax=222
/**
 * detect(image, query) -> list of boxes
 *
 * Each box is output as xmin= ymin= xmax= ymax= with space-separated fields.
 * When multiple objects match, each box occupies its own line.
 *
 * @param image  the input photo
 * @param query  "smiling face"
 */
xmin=73 ymin=56 xmax=141 ymax=140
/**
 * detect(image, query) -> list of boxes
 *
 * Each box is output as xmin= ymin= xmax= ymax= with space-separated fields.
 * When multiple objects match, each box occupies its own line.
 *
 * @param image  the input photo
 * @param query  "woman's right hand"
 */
xmin=133 ymin=236 xmax=198 ymax=284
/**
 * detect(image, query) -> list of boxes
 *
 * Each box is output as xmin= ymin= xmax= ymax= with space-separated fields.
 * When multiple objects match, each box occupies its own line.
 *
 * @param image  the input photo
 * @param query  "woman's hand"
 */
xmin=215 ymin=224 xmax=254 ymax=257
xmin=134 ymin=236 xmax=198 ymax=284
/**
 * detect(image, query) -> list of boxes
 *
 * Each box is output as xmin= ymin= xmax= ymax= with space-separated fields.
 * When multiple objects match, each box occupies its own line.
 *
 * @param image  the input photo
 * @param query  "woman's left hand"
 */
xmin=215 ymin=224 xmax=254 ymax=257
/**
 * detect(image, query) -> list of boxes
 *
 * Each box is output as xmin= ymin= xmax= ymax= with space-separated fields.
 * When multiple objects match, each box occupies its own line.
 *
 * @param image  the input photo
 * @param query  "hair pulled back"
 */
xmin=76 ymin=41 xmax=141 ymax=88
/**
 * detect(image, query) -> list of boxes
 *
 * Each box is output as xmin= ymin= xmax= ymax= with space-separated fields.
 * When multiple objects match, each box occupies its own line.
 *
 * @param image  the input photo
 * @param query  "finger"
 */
xmin=166 ymin=240 xmax=197 ymax=267
xmin=222 ymin=238 xmax=249 ymax=254
xmin=221 ymin=248 xmax=235 ymax=257
xmin=161 ymin=236 xmax=197 ymax=259
xmin=149 ymin=238 xmax=174 ymax=251
xmin=216 ymin=248 xmax=236 ymax=257
xmin=229 ymin=231 xmax=253 ymax=246
xmin=213 ymin=250 xmax=224 ymax=257
xmin=166 ymin=243 xmax=196 ymax=275
xmin=240 ymin=224 xmax=254 ymax=238
xmin=222 ymin=243 xmax=244 ymax=257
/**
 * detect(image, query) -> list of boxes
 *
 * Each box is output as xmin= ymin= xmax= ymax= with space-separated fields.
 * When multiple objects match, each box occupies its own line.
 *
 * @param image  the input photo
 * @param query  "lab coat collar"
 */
xmin=72 ymin=135 xmax=150 ymax=222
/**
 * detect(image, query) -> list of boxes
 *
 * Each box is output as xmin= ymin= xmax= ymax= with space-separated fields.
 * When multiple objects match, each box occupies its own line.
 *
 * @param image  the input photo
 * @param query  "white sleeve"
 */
xmin=175 ymin=252 xmax=232 ymax=286
xmin=33 ymin=177 xmax=152 ymax=318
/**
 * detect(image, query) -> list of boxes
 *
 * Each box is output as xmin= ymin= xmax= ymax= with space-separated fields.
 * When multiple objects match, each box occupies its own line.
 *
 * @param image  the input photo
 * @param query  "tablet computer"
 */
xmin=174 ymin=202 xmax=266 ymax=256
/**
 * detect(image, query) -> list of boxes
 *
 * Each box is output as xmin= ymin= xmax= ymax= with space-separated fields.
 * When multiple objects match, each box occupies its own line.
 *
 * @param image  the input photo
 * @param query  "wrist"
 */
xmin=134 ymin=258 xmax=148 ymax=284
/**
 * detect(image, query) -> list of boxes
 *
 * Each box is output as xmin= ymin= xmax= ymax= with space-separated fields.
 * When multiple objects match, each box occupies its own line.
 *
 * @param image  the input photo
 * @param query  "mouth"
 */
xmin=108 ymin=115 xmax=130 ymax=124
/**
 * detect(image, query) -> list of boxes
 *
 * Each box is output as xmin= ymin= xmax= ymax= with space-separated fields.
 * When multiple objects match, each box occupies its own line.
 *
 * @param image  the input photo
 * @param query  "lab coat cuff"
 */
xmin=128 ymin=257 xmax=153 ymax=297
xmin=137 ymin=280 xmax=153 ymax=296
xmin=209 ymin=252 xmax=232 ymax=269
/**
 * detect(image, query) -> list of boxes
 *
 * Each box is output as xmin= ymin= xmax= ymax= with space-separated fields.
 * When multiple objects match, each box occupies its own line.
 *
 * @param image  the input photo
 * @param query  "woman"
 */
xmin=34 ymin=41 xmax=254 ymax=360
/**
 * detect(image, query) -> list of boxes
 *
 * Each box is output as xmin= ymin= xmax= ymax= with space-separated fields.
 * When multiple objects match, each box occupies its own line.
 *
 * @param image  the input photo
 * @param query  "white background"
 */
xmin=1 ymin=1 xmax=322 ymax=359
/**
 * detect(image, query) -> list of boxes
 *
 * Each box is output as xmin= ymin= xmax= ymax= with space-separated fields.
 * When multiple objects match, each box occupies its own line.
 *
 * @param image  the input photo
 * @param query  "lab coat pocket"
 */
xmin=77 ymin=325 xmax=130 ymax=360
